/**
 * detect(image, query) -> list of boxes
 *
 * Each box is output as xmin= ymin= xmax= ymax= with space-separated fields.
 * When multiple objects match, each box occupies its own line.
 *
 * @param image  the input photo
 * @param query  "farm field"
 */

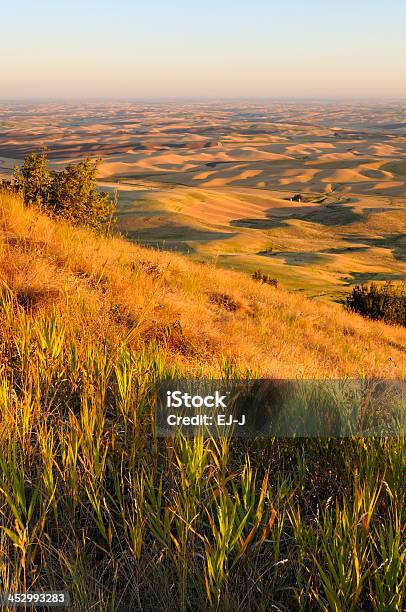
xmin=1 ymin=100 xmax=405 ymax=299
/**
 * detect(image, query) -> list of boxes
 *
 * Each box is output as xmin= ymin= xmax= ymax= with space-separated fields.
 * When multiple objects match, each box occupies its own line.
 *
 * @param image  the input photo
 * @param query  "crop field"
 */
xmin=1 ymin=100 xmax=405 ymax=299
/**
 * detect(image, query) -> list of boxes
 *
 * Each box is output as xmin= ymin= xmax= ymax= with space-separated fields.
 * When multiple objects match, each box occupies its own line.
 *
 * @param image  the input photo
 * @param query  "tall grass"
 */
xmin=0 ymin=288 xmax=404 ymax=610
xmin=0 ymin=192 xmax=404 ymax=609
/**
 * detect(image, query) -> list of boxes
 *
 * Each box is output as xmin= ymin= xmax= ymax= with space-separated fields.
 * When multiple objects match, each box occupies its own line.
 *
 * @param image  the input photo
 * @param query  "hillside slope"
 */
xmin=0 ymin=190 xmax=405 ymax=378
xmin=0 ymin=190 xmax=404 ymax=610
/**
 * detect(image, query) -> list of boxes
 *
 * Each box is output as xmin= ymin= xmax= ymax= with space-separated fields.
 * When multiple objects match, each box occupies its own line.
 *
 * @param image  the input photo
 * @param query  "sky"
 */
xmin=1 ymin=0 xmax=405 ymax=99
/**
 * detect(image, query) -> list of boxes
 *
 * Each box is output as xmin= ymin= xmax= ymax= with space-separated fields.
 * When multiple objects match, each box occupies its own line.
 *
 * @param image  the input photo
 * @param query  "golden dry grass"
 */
xmin=1 ymin=190 xmax=405 ymax=379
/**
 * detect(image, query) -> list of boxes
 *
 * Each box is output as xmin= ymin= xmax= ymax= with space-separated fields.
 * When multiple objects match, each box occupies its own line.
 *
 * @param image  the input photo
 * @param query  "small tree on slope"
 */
xmin=13 ymin=154 xmax=114 ymax=231
xmin=13 ymin=152 xmax=51 ymax=207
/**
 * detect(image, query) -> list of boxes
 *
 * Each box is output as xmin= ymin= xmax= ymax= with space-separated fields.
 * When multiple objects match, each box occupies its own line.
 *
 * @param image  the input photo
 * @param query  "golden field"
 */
xmin=1 ymin=101 xmax=405 ymax=299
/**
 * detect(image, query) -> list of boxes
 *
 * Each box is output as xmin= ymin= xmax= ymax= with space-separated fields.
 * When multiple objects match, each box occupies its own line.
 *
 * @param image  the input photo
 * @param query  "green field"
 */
xmin=114 ymin=184 xmax=406 ymax=300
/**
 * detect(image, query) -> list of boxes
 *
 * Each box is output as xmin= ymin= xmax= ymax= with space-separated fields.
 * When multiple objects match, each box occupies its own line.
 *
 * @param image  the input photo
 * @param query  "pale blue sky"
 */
xmin=1 ymin=0 xmax=405 ymax=98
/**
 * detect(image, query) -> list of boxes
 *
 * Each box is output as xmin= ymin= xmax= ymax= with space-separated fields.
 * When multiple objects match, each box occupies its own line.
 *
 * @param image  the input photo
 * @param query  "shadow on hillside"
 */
xmin=257 ymin=244 xmax=370 ymax=267
xmin=342 ymin=271 xmax=406 ymax=286
xmin=124 ymin=223 xmax=238 ymax=254
xmin=257 ymin=250 xmax=327 ymax=266
xmin=323 ymin=246 xmax=369 ymax=254
xmin=341 ymin=232 xmax=406 ymax=263
xmin=230 ymin=202 xmax=363 ymax=231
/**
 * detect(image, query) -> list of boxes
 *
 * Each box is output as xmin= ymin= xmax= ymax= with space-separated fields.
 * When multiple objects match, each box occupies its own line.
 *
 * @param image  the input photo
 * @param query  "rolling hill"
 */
xmin=1 ymin=190 xmax=405 ymax=378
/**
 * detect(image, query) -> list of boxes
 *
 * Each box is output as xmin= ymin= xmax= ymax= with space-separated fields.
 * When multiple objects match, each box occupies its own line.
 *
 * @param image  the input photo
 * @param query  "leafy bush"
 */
xmin=13 ymin=153 xmax=114 ymax=230
xmin=252 ymin=269 xmax=278 ymax=287
xmin=345 ymin=281 xmax=406 ymax=327
xmin=13 ymin=152 xmax=51 ymax=206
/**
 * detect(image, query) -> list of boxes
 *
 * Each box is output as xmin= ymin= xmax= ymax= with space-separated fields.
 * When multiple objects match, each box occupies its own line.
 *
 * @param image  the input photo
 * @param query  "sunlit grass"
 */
xmin=0 ymin=191 xmax=404 ymax=609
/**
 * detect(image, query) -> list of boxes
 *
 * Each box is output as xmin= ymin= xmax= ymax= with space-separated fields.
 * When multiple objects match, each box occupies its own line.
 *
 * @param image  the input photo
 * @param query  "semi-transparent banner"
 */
xmin=155 ymin=379 xmax=406 ymax=437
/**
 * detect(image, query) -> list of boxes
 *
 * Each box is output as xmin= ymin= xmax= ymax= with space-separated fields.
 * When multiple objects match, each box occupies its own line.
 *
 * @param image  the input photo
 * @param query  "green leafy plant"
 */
xmin=345 ymin=281 xmax=406 ymax=327
xmin=13 ymin=152 xmax=51 ymax=207
xmin=13 ymin=154 xmax=114 ymax=230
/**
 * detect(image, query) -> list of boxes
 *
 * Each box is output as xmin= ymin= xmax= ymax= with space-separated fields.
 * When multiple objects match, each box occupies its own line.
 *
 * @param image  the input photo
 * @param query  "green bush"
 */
xmin=13 ymin=152 xmax=51 ymax=206
xmin=13 ymin=153 xmax=114 ymax=230
xmin=345 ymin=281 xmax=406 ymax=327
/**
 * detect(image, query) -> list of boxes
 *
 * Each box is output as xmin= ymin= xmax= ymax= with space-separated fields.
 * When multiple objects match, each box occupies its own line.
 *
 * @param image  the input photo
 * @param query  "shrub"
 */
xmin=47 ymin=158 xmax=114 ymax=229
xmin=209 ymin=291 xmax=240 ymax=312
xmin=13 ymin=154 xmax=114 ymax=230
xmin=252 ymin=270 xmax=278 ymax=287
xmin=13 ymin=152 xmax=51 ymax=206
xmin=345 ymin=281 xmax=406 ymax=327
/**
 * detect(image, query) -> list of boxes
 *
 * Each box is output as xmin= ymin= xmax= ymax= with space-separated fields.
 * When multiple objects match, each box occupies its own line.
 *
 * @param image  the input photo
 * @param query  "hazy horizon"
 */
xmin=1 ymin=96 xmax=406 ymax=103
xmin=1 ymin=0 xmax=405 ymax=99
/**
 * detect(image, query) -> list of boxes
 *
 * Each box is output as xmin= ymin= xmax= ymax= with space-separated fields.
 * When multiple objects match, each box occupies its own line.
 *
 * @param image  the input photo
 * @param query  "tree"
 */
xmin=12 ymin=154 xmax=115 ymax=231
xmin=48 ymin=158 xmax=114 ymax=230
xmin=13 ymin=152 xmax=51 ymax=206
